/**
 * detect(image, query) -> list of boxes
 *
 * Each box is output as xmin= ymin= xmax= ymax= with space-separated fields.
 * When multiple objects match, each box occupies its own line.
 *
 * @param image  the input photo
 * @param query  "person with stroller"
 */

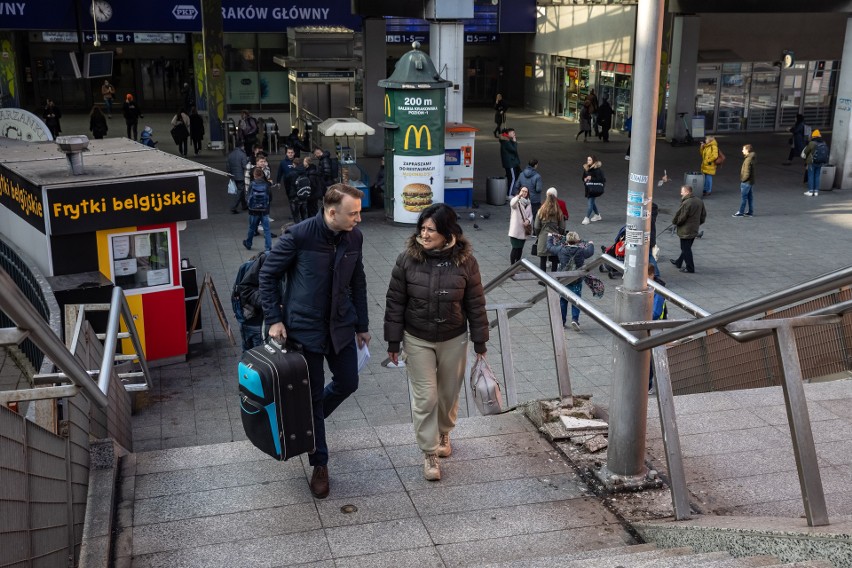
xmin=533 ymin=189 xmax=565 ymax=272
xmin=508 ymin=186 xmax=533 ymax=265
xmin=545 ymin=231 xmax=594 ymax=331
xmin=581 ymin=155 xmax=605 ymax=225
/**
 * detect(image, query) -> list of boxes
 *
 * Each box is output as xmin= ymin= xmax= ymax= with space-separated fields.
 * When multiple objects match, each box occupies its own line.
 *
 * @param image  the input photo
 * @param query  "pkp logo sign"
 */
xmin=173 ymin=5 xmax=198 ymax=20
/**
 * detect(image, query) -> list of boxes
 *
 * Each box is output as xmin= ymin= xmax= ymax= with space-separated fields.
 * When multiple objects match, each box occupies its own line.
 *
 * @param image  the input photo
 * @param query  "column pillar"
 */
xmin=830 ymin=16 xmax=852 ymax=189
xmin=429 ymin=22 xmax=465 ymax=124
xmin=363 ymin=17 xmax=387 ymax=157
xmin=665 ymin=15 xmax=700 ymax=141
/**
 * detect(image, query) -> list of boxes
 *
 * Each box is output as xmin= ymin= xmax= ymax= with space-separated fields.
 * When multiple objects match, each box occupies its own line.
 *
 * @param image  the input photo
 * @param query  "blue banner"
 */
xmin=1 ymin=1 xmax=361 ymax=33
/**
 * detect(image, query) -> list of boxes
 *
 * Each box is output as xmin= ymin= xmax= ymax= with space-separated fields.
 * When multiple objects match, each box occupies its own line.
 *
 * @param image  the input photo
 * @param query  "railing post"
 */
xmin=545 ymin=287 xmax=573 ymax=402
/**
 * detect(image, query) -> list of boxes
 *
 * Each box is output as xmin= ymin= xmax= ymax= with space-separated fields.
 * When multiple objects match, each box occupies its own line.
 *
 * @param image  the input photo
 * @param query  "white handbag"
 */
xmin=227 ymin=178 xmax=238 ymax=195
xmin=469 ymin=358 xmax=504 ymax=416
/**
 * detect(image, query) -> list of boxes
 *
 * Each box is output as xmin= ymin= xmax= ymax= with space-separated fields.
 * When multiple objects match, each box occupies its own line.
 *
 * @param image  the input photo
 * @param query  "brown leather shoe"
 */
xmin=310 ymin=466 xmax=329 ymax=499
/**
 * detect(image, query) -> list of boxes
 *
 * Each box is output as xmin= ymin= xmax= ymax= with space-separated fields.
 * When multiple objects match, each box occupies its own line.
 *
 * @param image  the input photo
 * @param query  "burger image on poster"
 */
xmin=402 ymin=183 xmax=433 ymax=212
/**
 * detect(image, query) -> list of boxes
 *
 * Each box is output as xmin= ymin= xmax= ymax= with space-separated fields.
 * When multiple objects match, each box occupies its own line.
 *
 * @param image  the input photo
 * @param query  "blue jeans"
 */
xmin=586 ymin=197 xmax=598 ymax=218
xmin=737 ymin=182 xmax=754 ymax=214
xmin=560 ymin=280 xmax=583 ymax=324
xmin=240 ymin=324 xmax=263 ymax=352
xmin=703 ymin=174 xmax=713 ymax=195
xmin=303 ymin=339 xmax=359 ymax=467
xmin=246 ymin=214 xmax=272 ymax=250
xmin=807 ymin=164 xmax=822 ymax=193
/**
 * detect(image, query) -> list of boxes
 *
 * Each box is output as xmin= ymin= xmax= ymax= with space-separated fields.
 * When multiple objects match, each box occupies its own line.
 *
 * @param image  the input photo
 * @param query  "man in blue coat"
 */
xmin=259 ymin=184 xmax=371 ymax=499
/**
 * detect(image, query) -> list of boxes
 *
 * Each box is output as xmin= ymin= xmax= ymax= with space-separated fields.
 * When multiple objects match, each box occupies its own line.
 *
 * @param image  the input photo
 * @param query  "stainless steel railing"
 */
xmin=483 ymin=256 xmax=852 ymax=527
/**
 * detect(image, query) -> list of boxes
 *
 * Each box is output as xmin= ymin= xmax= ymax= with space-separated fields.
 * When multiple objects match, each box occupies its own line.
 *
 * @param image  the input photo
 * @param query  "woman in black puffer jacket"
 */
xmin=384 ymin=204 xmax=489 ymax=482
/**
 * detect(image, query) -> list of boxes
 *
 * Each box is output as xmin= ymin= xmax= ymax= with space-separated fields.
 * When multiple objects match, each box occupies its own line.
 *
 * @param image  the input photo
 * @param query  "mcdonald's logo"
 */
xmin=384 ymin=94 xmax=391 ymax=117
xmin=403 ymin=124 xmax=432 ymax=150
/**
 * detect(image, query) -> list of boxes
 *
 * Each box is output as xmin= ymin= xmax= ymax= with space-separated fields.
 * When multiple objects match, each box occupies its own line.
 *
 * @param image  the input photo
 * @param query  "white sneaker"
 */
xmin=625 ymin=155 xmax=630 ymax=160
xmin=590 ymin=214 xmax=602 ymax=222
xmin=436 ymin=433 xmax=452 ymax=458
xmin=581 ymin=217 xmax=591 ymax=225
xmin=804 ymin=191 xmax=815 ymax=196
xmin=571 ymin=320 xmax=580 ymax=331
xmin=423 ymin=453 xmax=441 ymax=481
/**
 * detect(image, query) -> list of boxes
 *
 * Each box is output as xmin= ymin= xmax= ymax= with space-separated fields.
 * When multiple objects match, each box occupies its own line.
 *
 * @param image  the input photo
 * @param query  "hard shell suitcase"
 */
xmin=238 ymin=339 xmax=314 ymax=461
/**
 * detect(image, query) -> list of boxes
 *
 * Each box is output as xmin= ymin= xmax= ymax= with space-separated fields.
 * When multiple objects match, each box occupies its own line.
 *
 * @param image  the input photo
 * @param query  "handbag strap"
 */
xmin=516 ymin=201 xmax=529 ymax=224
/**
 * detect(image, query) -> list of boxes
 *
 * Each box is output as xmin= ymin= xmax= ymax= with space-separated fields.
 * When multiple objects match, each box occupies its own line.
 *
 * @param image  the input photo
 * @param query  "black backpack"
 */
xmin=247 ymin=180 xmax=270 ymax=211
xmin=232 ymin=258 xmax=256 ymax=324
xmin=295 ymin=174 xmax=312 ymax=202
xmin=812 ymin=141 xmax=829 ymax=165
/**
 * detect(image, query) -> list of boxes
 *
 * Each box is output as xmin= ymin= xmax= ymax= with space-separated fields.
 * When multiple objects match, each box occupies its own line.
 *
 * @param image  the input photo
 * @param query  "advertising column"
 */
xmin=387 ymin=89 xmax=446 ymax=223
xmin=379 ymin=43 xmax=451 ymax=224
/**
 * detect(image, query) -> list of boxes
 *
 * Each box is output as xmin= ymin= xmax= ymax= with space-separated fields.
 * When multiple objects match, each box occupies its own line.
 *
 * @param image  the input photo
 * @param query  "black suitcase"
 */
xmin=238 ymin=339 xmax=315 ymax=461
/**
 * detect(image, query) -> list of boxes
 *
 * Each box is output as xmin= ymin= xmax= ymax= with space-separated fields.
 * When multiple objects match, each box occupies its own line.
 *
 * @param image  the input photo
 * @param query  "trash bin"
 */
xmin=263 ymin=118 xmax=279 ymax=154
xmin=684 ymin=172 xmax=704 ymax=194
xmin=486 ymin=177 xmax=508 ymax=205
xmin=223 ymin=119 xmax=236 ymax=151
xmin=820 ymin=165 xmax=836 ymax=191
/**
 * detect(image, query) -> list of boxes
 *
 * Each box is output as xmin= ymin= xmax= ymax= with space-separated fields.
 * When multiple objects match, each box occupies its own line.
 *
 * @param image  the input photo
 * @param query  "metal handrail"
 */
xmin=486 ymin=258 xmax=852 ymax=353
xmin=0 ymin=267 xmax=153 ymax=407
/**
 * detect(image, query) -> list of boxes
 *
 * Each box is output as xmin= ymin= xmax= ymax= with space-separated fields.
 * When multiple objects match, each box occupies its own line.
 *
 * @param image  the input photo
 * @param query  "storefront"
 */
xmin=597 ymin=62 xmax=632 ymax=131
xmin=694 ymin=60 xmax=837 ymax=133
xmin=563 ymin=59 xmax=592 ymax=121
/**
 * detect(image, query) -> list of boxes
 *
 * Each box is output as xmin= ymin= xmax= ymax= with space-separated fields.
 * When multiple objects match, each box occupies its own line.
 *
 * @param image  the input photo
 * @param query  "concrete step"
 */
xmin=481 ymin=546 xmax=703 ymax=567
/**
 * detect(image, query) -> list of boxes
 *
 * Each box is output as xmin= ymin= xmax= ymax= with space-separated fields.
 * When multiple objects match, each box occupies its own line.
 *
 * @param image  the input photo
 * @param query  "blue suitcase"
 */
xmin=238 ymin=340 xmax=314 ymax=461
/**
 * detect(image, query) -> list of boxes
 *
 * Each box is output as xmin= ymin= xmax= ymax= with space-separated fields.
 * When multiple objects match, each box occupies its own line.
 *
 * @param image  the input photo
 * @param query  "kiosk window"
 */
xmin=110 ymin=230 xmax=172 ymax=291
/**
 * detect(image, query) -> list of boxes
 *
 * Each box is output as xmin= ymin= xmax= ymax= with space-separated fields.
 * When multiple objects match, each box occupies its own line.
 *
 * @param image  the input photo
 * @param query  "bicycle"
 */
xmin=670 ymin=112 xmax=695 ymax=147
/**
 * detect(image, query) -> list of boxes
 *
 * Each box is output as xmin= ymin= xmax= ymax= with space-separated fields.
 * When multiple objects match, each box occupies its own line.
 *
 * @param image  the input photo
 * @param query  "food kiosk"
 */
xmin=0 ymin=135 xmax=208 ymax=364
xmin=316 ymin=117 xmax=375 ymax=207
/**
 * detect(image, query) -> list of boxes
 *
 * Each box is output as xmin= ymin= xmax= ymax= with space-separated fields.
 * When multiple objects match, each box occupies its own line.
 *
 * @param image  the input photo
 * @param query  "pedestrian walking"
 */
xmin=670 ymin=185 xmax=707 ymax=273
xmin=122 ymin=94 xmax=143 ymax=140
xmin=802 ymin=129 xmax=829 ymax=196
xmin=699 ymin=135 xmax=719 ymax=196
xmin=42 ymin=99 xmax=62 ymax=138
xmin=576 ymin=104 xmax=592 ymax=142
xmin=581 ymin=155 xmax=605 ymax=225
xmin=515 ymin=158 xmax=542 ymax=218
xmin=226 ymin=145 xmax=249 ymax=213
xmin=189 ymin=106 xmax=205 ymax=155
xmin=237 ymin=110 xmax=259 ymax=156
xmin=170 ymin=108 xmax=190 ymax=157
xmin=101 ymin=80 xmax=115 ymax=117
xmin=493 ymin=93 xmax=507 ymax=137
xmin=584 ymin=88 xmax=600 ymax=137
xmin=545 ymin=231 xmax=594 ymax=330
xmin=534 ymin=190 xmax=565 ymax=272
xmin=499 ymin=128 xmax=521 ymax=195
xmin=784 ymin=113 xmax=807 ymax=165
xmin=259 ymin=183 xmax=370 ymax=499
xmin=89 ymin=106 xmax=108 ymax=140
xmin=733 ymin=144 xmax=756 ymax=217
xmin=508 ymin=186 xmax=532 ymax=264
xmin=243 ymin=167 xmax=273 ymax=252
xmin=596 ymin=95 xmax=614 ymax=142
xmin=384 ymin=203 xmax=488 ymax=482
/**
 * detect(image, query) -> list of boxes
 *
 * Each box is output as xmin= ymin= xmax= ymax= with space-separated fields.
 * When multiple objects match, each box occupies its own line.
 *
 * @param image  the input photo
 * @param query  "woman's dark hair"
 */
xmin=416 ymin=203 xmax=462 ymax=243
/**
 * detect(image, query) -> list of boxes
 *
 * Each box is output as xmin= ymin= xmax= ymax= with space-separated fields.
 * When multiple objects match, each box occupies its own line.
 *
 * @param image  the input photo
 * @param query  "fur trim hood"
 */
xmin=583 ymin=160 xmax=603 ymax=171
xmin=405 ymin=233 xmax=473 ymax=266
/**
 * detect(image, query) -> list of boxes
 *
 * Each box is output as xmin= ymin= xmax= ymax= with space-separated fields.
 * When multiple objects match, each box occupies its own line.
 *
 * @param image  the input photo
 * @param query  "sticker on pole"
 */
xmin=626 ymin=204 xmax=648 ymax=219
xmin=625 ymin=229 xmax=644 ymax=245
xmin=627 ymin=190 xmax=647 ymax=204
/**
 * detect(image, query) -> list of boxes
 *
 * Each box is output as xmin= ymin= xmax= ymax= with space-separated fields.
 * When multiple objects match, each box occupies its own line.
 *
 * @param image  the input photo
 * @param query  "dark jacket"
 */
xmin=384 ymin=234 xmax=489 ymax=354
xmin=596 ymin=100 xmax=614 ymax=128
xmin=516 ymin=166 xmax=542 ymax=203
xmin=672 ymin=193 xmax=706 ymax=239
xmin=89 ymin=114 xmax=108 ymax=139
xmin=189 ymin=113 xmax=205 ymax=140
xmin=226 ymin=147 xmax=249 ymax=183
xmin=741 ymin=151 xmax=756 ymax=183
xmin=649 ymin=202 xmax=659 ymax=248
xmin=303 ymin=163 xmax=326 ymax=200
xmin=582 ymin=162 xmax=605 ymax=198
xmin=259 ymin=212 xmax=368 ymax=354
xmin=43 ymin=104 xmax=62 ymax=135
xmin=237 ymin=251 xmax=271 ymax=326
xmin=499 ymin=134 xmax=520 ymax=170
xmin=123 ymin=100 xmax=142 ymax=124
xmin=494 ymin=99 xmax=507 ymax=125
xmin=545 ymin=237 xmax=594 ymax=272
xmin=533 ymin=209 xmax=565 ymax=258
xmin=790 ymin=119 xmax=807 ymax=154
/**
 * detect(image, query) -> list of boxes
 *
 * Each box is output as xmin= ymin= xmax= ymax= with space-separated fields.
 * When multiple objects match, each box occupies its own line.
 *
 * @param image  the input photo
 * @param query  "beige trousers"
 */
xmin=404 ymin=331 xmax=469 ymax=453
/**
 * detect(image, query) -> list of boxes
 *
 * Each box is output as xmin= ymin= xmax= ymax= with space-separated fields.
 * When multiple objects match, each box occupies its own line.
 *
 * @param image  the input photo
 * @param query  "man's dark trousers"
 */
xmin=302 ymin=339 xmax=359 ymax=467
xmin=675 ymin=238 xmax=695 ymax=272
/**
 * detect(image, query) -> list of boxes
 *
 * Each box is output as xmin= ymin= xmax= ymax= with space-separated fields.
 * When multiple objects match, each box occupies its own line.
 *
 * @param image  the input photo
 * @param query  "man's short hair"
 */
xmin=324 ymin=184 xmax=364 ymax=208
xmin=255 ymin=151 xmax=268 ymax=159
xmin=681 ymin=184 xmax=693 ymax=193
xmin=743 ymin=144 xmax=753 ymax=152
xmin=528 ymin=158 xmax=538 ymax=167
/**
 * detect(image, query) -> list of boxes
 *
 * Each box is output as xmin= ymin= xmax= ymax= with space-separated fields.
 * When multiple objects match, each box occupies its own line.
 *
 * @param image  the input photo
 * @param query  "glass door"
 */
xmin=778 ymin=63 xmax=806 ymax=129
xmin=139 ymin=58 xmax=189 ymax=110
xmin=746 ymin=62 xmax=779 ymax=130
xmin=717 ymin=63 xmax=750 ymax=132
xmin=695 ymin=66 xmax=719 ymax=132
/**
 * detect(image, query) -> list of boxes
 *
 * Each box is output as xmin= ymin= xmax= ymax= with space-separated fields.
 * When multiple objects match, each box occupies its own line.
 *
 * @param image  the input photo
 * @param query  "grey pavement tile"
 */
xmin=132 ymin=438 xmax=163 ymax=452
xmin=325 ymin=447 xmax=393 ymax=475
xmin=134 ymin=477 xmax=312 ymax=525
xmin=135 ymin=457 xmax=303 ymax=499
xmin=325 ymin=517 xmax=433 ymax=558
xmin=314 ymin=491 xmax=417 ymax=528
xmin=325 ymin=425 xmax=381 ymax=452
xmin=818 ymin=439 xmax=852 ymax=466
xmin=333 ymin=547 xmax=445 ymax=568
xmin=802 ymin=379 xmax=852 ymax=401
xmin=385 ymin=431 xmax=556 ymax=468
xmin=397 ymin=451 xmax=573 ymax=491
xmin=422 ymin=498 xmax=621 ymax=545
xmin=317 ymin=468 xmax=404 ymax=501
xmin=646 ymin=408 xmax=769 ymax=438
xmin=325 ymin=418 xmax=371 ymax=431
xmin=672 ymin=446 xmax=811 ymax=483
xmin=676 ymin=426 xmax=792 ymax=457
xmin=409 ymin=473 xmax=586 ymax=516
xmin=131 ymin=528 xmax=331 ymax=568
xmin=135 ymin=440 xmax=267 ymax=475
xmin=132 ymin=425 xmax=162 ymax=442
xmin=161 ymin=434 xmax=199 ymax=449
xmin=435 ymin=527 xmax=635 ymax=568
xmin=132 ymin=503 xmax=320 ymax=555
xmin=775 ymin=418 xmax=852 ymax=445
xmin=749 ymin=401 xmax=841 ymax=426
xmin=815 ymin=397 xmax=852 ymax=420
xmin=690 ymin=473 xmax=805 ymax=510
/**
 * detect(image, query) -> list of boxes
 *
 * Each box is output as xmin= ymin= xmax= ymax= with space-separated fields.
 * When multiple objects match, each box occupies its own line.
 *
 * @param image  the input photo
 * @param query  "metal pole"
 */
xmin=605 ymin=0 xmax=665 ymax=481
